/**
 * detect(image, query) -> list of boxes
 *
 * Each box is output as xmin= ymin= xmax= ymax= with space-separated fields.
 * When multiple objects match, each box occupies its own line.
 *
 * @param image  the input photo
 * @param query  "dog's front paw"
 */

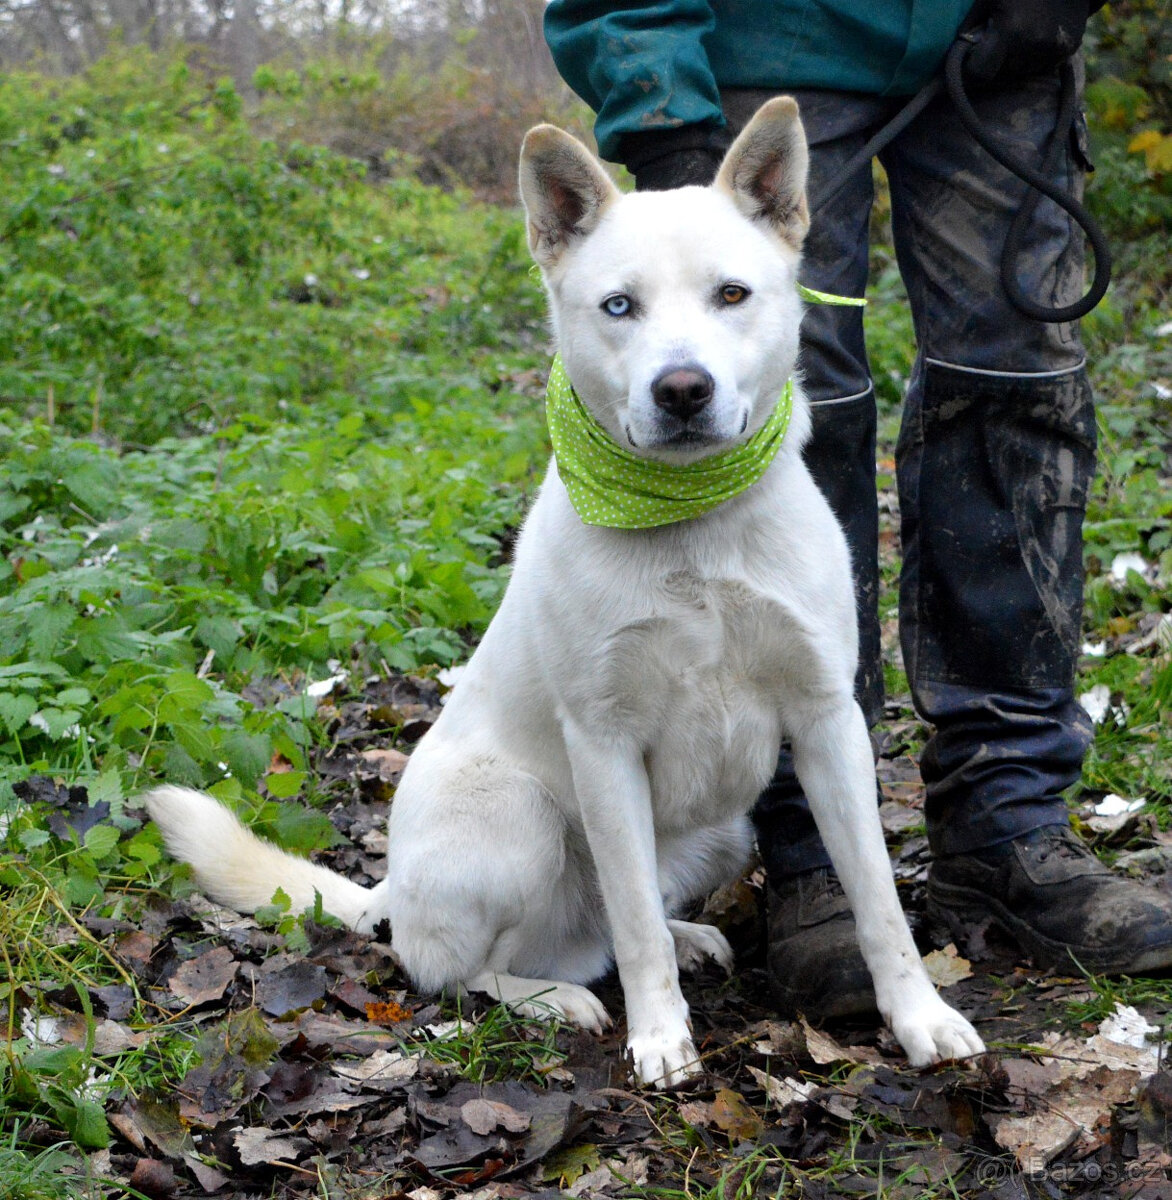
xmin=668 ymin=919 xmax=734 ymax=974
xmin=627 ymin=1029 xmax=703 ymax=1089
xmin=513 ymin=983 xmax=613 ymax=1034
xmin=889 ymin=997 xmax=984 ymax=1066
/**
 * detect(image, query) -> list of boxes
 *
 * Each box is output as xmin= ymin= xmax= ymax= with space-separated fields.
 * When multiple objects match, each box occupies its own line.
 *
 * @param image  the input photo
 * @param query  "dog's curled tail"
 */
xmin=143 ymin=786 xmax=374 ymax=929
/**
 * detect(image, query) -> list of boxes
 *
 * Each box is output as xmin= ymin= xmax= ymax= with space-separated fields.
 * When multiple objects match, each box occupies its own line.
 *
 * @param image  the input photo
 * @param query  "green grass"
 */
xmin=1066 ymin=971 xmax=1172 ymax=1027
xmin=421 ymin=1000 xmax=569 ymax=1085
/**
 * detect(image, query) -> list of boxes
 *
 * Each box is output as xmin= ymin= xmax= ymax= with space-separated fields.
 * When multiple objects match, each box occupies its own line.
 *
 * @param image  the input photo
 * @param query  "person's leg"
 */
xmin=883 ymin=66 xmax=1172 ymax=972
xmin=723 ymin=88 xmax=890 ymax=1014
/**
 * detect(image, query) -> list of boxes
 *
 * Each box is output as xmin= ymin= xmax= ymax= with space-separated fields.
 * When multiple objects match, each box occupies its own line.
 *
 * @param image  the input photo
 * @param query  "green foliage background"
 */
xmin=1 ymin=52 xmax=551 ymax=811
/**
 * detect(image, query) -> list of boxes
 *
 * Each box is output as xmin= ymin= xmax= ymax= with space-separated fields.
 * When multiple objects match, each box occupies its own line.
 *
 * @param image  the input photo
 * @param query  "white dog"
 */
xmin=147 ymin=99 xmax=983 ymax=1088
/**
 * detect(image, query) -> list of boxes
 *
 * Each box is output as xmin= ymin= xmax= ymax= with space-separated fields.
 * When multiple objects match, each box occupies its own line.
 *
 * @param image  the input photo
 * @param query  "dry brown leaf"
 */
xmin=991 ymin=1100 xmax=1101 ymax=1168
xmin=128 ymin=1157 xmax=175 ymax=1197
xmin=746 ymin=1065 xmax=815 ymax=1109
xmin=711 ymin=1087 xmax=764 ymax=1142
xmin=460 ymin=1098 xmax=531 ymax=1135
xmin=800 ymin=1018 xmax=882 ymax=1065
xmin=107 ymin=1112 xmax=147 ymax=1154
xmin=233 ymin=1126 xmax=311 ymax=1167
xmin=358 ymin=747 xmax=410 ymax=777
xmin=182 ymin=1152 xmax=229 ymax=1193
xmin=1001 ymin=1055 xmax=1067 ymax=1096
xmin=922 ymin=943 xmax=974 ymax=988
xmin=168 ymin=945 xmax=237 ymax=1007
xmin=331 ymin=1048 xmax=420 ymax=1089
xmin=750 ymin=1018 xmax=802 ymax=1057
xmin=993 ymin=1057 xmax=1143 ymax=1168
xmin=815 ymin=1088 xmax=859 ymax=1121
xmin=879 ymin=799 xmax=924 ymax=834
xmin=93 ymin=1018 xmax=147 ymax=1056
xmin=676 ymin=1100 xmax=714 ymax=1127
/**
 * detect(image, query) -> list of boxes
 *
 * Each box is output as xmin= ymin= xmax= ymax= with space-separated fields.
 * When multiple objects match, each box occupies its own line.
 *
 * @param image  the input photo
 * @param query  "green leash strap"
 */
xmin=796 ymin=283 xmax=867 ymax=306
xmin=546 ymin=356 xmax=793 ymax=530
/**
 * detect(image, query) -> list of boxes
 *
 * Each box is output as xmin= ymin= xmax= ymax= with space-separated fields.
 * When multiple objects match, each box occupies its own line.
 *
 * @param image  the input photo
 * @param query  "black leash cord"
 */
xmin=944 ymin=37 xmax=1111 ymax=323
xmin=816 ymin=36 xmax=1112 ymax=323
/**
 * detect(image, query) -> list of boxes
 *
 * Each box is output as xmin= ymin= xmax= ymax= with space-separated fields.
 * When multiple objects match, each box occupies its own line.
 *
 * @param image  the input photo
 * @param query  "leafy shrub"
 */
xmin=0 ymin=50 xmax=550 ymax=807
xmin=0 ymin=50 xmax=548 ymax=443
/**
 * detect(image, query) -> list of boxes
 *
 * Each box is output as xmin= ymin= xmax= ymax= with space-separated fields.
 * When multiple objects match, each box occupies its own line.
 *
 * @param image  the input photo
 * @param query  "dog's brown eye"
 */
xmin=720 ymin=284 xmax=749 ymax=305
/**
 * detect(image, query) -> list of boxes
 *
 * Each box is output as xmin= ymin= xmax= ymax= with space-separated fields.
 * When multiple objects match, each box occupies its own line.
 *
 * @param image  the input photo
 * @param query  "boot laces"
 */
xmin=1035 ymin=826 xmax=1092 ymax=865
xmin=808 ymin=866 xmax=847 ymax=901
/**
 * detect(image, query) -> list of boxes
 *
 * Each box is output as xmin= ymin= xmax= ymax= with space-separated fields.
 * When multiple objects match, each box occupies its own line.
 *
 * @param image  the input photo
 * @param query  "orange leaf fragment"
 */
xmin=365 ymin=999 xmax=414 ymax=1025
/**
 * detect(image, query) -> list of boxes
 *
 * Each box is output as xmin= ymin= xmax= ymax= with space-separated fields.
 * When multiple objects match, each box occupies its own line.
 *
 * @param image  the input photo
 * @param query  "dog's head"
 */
xmin=520 ymin=99 xmax=809 ymax=464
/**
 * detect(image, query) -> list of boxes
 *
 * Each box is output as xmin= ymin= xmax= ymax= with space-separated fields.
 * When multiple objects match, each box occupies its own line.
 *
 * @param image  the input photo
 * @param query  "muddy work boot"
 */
xmin=766 ymin=867 xmax=877 ymax=1020
xmin=927 ymin=825 xmax=1172 ymax=975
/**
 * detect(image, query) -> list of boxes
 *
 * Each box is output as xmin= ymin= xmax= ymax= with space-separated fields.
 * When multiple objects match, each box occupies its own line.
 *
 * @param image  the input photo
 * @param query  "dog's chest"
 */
xmin=604 ymin=571 xmax=794 ymax=822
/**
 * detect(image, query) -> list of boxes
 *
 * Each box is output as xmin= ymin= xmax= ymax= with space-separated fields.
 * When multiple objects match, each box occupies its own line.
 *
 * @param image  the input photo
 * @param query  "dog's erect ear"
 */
xmin=519 ymin=125 xmax=620 ymax=271
xmin=714 ymin=97 xmax=809 ymax=252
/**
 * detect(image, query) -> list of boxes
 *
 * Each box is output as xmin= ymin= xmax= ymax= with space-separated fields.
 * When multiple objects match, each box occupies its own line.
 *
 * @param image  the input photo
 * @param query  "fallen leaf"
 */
xmin=234 ymin=1126 xmax=311 ymax=1166
xmin=411 ymin=1122 xmax=509 ymax=1172
xmin=289 ymin=1012 xmax=399 ymax=1055
xmin=676 ymin=1099 xmax=714 ymax=1127
xmin=182 ymin=1153 xmax=229 ymax=1193
xmin=327 ymin=977 xmax=382 ymax=1015
xmin=366 ymin=998 xmax=414 ymax=1024
xmin=128 ymin=1157 xmax=175 ymax=1198
xmin=800 ymin=1018 xmax=883 ymax=1065
xmin=255 ymin=961 xmax=329 ymax=1016
xmin=711 ymin=1087 xmax=764 ymax=1142
xmin=331 ymin=1048 xmax=420 ymax=1089
xmin=461 ymin=1098 xmax=531 ymax=1135
xmin=746 ymin=1065 xmax=816 ymax=1109
xmin=922 ymin=943 xmax=974 ymax=987
xmin=358 ymin=747 xmax=409 ymax=777
xmin=117 ymin=1096 xmax=196 ymax=1159
xmin=811 ymin=1085 xmax=859 ymax=1121
xmin=107 ymin=1112 xmax=147 ymax=1153
xmin=115 ymin=929 xmax=158 ymax=972
xmin=879 ymin=799 xmax=924 ymax=835
xmin=168 ymin=946 xmax=237 ymax=1006
xmin=93 ymin=1018 xmax=147 ymax=1056
xmin=991 ymin=1083 xmax=1113 ymax=1169
xmin=750 ymin=1019 xmax=802 ymax=1057
xmin=541 ymin=1142 xmax=602 ymax=1187
xmin=566 ymin=1164 xmax=619 ymax=1196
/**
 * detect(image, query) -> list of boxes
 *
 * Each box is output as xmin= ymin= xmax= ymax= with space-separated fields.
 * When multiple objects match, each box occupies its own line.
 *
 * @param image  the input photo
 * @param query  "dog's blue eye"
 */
xmin=602 ymin=294 xmax=632 ymax=317
xmin=720 ymin=283 xmax=750 ymax=305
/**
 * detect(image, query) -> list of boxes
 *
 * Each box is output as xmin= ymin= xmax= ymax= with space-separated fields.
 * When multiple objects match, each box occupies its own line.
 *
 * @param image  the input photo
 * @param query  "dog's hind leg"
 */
xmin=658 ymin=819 xmax=751 ymax=975
xmin=387 ymin=749 xmax=613 ymax=1023
xmin=667 ymin=920 xmax=734 ymax=974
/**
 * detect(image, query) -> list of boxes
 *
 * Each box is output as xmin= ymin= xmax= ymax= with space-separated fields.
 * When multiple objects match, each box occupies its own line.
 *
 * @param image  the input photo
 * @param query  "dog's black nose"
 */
xmin=651 ymin=366 xmax=715 ymax=420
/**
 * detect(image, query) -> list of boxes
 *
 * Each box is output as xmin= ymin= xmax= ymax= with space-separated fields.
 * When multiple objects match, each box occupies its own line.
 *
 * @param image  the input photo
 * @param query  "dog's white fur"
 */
xmin=146 ymin=99 xmax=983 ymax=1087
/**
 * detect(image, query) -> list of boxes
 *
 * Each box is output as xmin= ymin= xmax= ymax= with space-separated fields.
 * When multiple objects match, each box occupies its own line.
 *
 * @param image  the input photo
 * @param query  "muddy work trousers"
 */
xmin=729 ymin=73 xmax=1098 ymax=876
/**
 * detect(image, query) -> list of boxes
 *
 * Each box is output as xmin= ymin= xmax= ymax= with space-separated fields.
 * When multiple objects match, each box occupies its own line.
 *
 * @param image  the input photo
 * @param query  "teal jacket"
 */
xmin=545 ymin=0 xmax=976 ymax=160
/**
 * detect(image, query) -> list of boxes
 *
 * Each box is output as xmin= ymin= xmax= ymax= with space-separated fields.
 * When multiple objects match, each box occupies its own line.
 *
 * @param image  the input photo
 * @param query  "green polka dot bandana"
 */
xmin=546 ymin=355 xmax=794 ymax=530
